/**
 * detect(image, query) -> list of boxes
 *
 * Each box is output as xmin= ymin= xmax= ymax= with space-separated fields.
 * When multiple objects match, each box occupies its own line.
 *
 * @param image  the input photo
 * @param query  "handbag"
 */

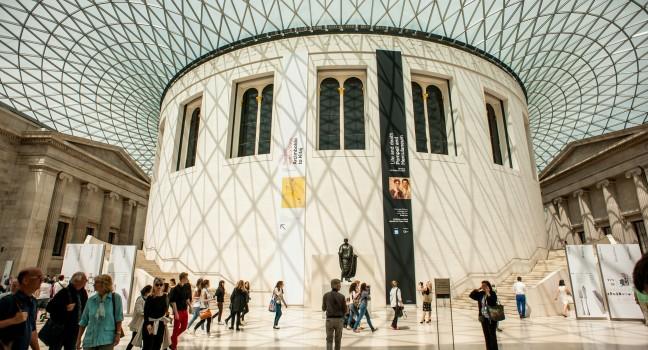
xmin=112 ymin=293 xmax=125 ymax=338
xmin=487 ymin=303 xmax=506 ymax=322
xmin=268 ymin=297 xmax=276 ymax=312
xmin=38 ymin=318 xmax=64 ymax=346
xmin=199 ymin=308 xmax=212 ymax=319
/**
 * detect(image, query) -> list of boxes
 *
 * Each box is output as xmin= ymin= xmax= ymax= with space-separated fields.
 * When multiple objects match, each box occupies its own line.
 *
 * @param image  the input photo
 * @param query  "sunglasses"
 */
xmin=155 ymin=283 xmax=163 ymax=287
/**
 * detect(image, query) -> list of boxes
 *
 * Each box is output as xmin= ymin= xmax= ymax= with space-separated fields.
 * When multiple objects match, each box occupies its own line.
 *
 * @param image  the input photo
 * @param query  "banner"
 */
xmin=61 ymin=244 xmax=105 ymax=294
xmin=565 ymin=245 xmax=607 ymax=319
xmin=377 ymin=49 xmax=416 ymax=304
xmin=596 ymin=244 xmax=643 ymax=320
xmin=273 ymin=50 xmax=308 ymax=304
xmin=1 ymin=260 xmax=12 ymax=285
xmin=104 ymin=245 xmax=137 ymax=314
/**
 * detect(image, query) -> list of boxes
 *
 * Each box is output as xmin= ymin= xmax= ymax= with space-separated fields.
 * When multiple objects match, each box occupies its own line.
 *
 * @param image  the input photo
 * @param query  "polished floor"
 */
xmin=102 ymin=306 xmax=648 ymax=349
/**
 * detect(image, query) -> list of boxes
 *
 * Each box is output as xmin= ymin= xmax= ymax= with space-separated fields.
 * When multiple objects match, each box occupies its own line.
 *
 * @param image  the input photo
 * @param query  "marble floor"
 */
xmin=65 ymin=306 xmax=648 ymax=349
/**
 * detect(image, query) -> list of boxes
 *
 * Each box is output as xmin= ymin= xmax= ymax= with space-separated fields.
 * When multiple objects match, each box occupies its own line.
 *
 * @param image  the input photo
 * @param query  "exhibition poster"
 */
xmin=61 ymin=244 xmax=105 ymax=294
xmin=596 ymin=244 xmax=643 ymax=320
xmin=104 ymin=245 xmax=137 ymax=314
xmin=565 ymin=245 xmax=607 ymax=319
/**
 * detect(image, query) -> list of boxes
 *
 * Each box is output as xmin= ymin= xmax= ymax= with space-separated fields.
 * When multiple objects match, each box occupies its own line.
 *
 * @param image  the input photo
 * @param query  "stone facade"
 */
xmin=540 ymin=124 xmax=648 ymax=252
xmin=0 ymin=103 xmax=150 ymax=276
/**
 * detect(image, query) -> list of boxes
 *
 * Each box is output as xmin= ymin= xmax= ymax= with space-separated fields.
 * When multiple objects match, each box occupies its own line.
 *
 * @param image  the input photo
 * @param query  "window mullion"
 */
xmin=255 ymin=90 xmax=263 ymax=155
xmin=338 ymin=84 xmax=345 ymax=150
xmin=423 ymin=87 xmax=431 ymax=154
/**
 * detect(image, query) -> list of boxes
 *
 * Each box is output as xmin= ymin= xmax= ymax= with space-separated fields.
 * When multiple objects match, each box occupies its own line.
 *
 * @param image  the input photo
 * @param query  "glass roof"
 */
xmin=1 ymin=0 xmax=646 ymax=173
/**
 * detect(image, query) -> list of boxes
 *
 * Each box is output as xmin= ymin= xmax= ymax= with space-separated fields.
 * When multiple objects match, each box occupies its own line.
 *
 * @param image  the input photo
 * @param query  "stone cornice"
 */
xmin=0 ymin=126 xmax=21 ymax=142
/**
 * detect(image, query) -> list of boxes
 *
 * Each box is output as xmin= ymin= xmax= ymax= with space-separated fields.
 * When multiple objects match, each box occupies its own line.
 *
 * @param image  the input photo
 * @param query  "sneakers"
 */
xmin=273 ymin=326 xmax=280 ymax=330
xmin=371 ymin=328 xmax=378 ymax=332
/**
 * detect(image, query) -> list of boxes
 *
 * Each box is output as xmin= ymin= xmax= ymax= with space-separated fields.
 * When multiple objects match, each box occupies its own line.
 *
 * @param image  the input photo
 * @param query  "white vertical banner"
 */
xmin=61 ymin=244 xmax=105 ymax=294
xmin=596 ymin=244 xmax=643 ymax=320
xmin=273 ymin=50 xmax=308 ymax=305
xmin=565 ymin=245 xmax=608 ymax=319
xmin=2 ymin=260 xmax=13 ymax=284
xmin=104 ymin=245 xmax=137 ymax=314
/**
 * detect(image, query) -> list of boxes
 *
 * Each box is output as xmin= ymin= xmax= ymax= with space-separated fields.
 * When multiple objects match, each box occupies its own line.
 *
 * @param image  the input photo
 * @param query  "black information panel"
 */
xmin=377 ymin=50 xmax=416 ymax=304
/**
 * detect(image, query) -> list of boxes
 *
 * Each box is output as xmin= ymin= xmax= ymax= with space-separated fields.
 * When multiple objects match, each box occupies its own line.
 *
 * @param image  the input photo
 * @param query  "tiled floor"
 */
xmin=83 ymin=306 xmax=648 ymax=349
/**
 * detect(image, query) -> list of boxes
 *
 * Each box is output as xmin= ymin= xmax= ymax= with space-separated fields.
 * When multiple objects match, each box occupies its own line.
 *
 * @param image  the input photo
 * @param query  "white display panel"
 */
xmin=596 ymin=244 xmax=643 ymax=320
xmin=61 ymin=244 xmax=105 ymax=294
xmin=104 ymin=245 xmax=137 ymax=314
xmin=565 ymin=245 xmax=607 ymax=319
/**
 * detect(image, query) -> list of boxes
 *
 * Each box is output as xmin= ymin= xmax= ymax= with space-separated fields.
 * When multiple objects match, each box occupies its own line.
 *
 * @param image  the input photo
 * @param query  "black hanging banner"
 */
xmin=377 ymin=50 xmax=416 ymax=304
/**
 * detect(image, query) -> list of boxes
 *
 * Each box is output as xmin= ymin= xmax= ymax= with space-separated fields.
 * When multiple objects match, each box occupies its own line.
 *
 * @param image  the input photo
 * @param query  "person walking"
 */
xmin=513 ymin=277 xmax=527 ymax=318
xmin=46 ymin=272 xmax=89 ymax=350
xmin=76 ymin=274 xmax=124 ymax=350
xmin=0 ymin=267 xmax=43 ymax=350
xmin=344 ymin=282 xmax=359 ymax=329
xmin=126 ymin=285 xmax=152 ymax=350
xmin=322 ymin=279 xmax=347 ymax=350
xmin=469 ymin=280 xmax=498 ymax=350
xmin=419 ymin=281 xmax=432 ymax=324
xmin=352 ymin=283 xmax=377 ymax=333
xmin=389 ymin=280 xmax=403 ymax=330
xmin=229 ymin=280 xmax=247 ymax=331
xmin=192 ymin=280 xmax=213 ymax=335
xmin=168 ymin=272 xmax=192 ymax=350
xmin=633 ymin=254 xmax=648 ymax=325
xmin=36 ymin=276 xmax=52 ymax=322
xmin=52 ymin=275 xmax=67 ymax=296
xmin=187 ymin=278 xmax=203 ymax=330
xmin=211 ymin=280 xmax=225 ymax=324
xmin=142 ymin=278 xmax=171 ymax=350
xmin=272 ymin=281 xmax=287 ymax=329
xmin=554 ymin=279 xmax=572 ymax=317
xmin=241 ymin=281 xmax=251 ymax=324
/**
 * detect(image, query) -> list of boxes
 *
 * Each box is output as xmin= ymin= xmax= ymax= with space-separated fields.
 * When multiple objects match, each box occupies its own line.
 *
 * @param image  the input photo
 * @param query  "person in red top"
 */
xmin=168 ymin=272 xmax=192 ymax=350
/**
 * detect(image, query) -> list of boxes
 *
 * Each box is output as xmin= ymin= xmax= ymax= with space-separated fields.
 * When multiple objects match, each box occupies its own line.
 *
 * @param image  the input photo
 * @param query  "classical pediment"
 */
xmin=540 ymin=124 xmax=648 ymax=180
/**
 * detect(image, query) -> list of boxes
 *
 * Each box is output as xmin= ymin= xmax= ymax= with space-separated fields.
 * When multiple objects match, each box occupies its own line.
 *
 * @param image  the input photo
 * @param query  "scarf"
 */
xmin=95 ymin=293 xmax=108 ymax=320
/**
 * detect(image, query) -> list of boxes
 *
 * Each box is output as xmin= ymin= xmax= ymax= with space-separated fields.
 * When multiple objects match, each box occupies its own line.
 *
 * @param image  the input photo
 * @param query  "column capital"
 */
xmin=84 ymin=183 xmax=99 ymax=192
xmin=625 ymin=168 xmax=643 ymax=179
xmin=127 ymin=199 xmax=137 ymax=207
xmin=105 ymin=191 xmax=120 ymax=201
xmin=552 ymin=197 xmax=565 ymax=205
xmin=596 ymin=179 xmax=612 ymax=189
xmin=58 ymin=172 xmax=74 ymax=183
xmin=572 ymin=189 xmax=587 ymax=198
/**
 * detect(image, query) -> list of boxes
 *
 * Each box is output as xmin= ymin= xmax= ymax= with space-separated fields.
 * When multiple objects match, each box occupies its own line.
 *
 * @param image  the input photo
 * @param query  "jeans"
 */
xmin=187 ymin=307 xmax=202 ymax=329
xmin=346 ymin=304 xmax=357 ymax=327
xmin=325 ymin=318 xmax=344 ymax=350
xmin=480 ymin=318 xmax=499 ymax=350
xmin=211 ymin=302 xmax=224 ymax=322
xmin=229 ymin=311 xmax=241 ymax=329
xmin=516 ymin=294 xmax=526 ymax=317
xmin=274 ymin=304 xmax=282 ymax=326
xmin=352 ymin=303 xmax=374 ymax=330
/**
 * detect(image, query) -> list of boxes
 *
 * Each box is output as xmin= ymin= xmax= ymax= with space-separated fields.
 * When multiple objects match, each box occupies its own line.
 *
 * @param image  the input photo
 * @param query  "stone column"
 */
xmin=99 ymin=191 xmax=120 ymax=242
xmin=597 ymin=179 xmax=627 ymax=242
xmin=118 ymin=199 xmax=137 ymax=245
xmin=573 ymin=189 xmax=597 ymax=242
xmin=554 ymin=197 xmax=573 ymax=243
xmin=132 ymin=204 xmax=147 ymax=250
xmin=72 ymin=183 xmax=99 ymax=243
xmin=627 ymin=168 xmax=648 ymax=232
xmin=37 ymin=172 xmax=73 ymax=270
xmin=545 ymin=202 xmax=561 ymax=248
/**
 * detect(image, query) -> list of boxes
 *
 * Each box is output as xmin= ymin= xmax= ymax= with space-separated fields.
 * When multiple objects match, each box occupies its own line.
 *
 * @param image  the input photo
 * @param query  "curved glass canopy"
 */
xmin=0 ymin=0 xmax=646 ymax=172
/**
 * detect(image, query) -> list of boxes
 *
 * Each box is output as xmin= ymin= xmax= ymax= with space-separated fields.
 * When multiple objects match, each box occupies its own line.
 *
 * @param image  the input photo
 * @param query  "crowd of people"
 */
xmin=0 ymin=257 xmax=646 ymax=350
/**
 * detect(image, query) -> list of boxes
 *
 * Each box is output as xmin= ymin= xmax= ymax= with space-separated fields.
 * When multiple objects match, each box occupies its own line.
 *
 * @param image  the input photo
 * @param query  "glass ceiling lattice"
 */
xmin=0 ymin=0 xmax=646 ymax=173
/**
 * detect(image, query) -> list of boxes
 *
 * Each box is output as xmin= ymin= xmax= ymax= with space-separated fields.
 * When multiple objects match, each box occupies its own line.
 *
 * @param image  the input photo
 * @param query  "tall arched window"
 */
xmin=175 ymin=97 xmax=202 ymax=171
xmin=411 ymin=83 xmax=427 ymax=152
xmin=185 ymin=108 xmax=200 ymax=168
xmin=486 ymin=103 xmax=503 ymax=165
xmin=238 ymin=88 xmax=259 ymax=157
xmin=343 ymin=77 xmax=365 ymax=150
xmin=426 ymin=85 xmax=447 ymax=155
xmin=319 ymin=77 xmax=340 ymax=150
xmin=258 ymin=84 xmax=274 ymax=155
xmin=230 ymin=77 xmax=275 ymax=158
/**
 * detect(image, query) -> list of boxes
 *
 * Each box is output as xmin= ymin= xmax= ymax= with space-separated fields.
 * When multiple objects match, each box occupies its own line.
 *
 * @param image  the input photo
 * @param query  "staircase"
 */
xmin=135 ymin=250 xmax=177 ymax=282
xmin=452 ymin=250 xmax=567 ymax=316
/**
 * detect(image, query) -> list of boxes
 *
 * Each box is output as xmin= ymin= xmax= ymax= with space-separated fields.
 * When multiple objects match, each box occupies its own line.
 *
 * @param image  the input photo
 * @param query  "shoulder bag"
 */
xmin=112 ymin=293 xmax=125 ymax=338
xmin=268 ymin=290 xmax=276 ymax=312
xmin=487 ymin=299 xmax=506 ymax=322
xmin=39 ymin=291 xmax=67 ymax=346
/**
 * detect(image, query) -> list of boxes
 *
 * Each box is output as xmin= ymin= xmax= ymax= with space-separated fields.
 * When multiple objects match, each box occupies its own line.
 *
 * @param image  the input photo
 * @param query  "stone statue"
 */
xmin=338 ymin=238 xmax=356 ymax=282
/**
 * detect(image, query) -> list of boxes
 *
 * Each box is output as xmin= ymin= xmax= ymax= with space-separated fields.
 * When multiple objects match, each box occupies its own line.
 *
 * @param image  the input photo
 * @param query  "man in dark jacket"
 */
xmin=322 ymin=279 xmax=347 ymax=350
xmin=0 ymin=267 xmax=42 ymax=350
xmin=45 ymin=272 xmax=88 ymax=350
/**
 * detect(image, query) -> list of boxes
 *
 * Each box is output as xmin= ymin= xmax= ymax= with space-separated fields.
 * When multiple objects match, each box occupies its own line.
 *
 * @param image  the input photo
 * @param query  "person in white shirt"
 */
xmin=36 ymin=278 xmax=52 ymax=322
xmin=52 ymin=275 xmax=67 ymax=295
xmin=512 ymin=276 xmax=527 ymax=318
xmin=389 ymin=280 xmax=403 ymax=330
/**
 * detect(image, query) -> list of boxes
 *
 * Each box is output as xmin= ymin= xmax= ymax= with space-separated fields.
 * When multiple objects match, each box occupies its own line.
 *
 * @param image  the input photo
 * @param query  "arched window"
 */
xmin=238 ymin=88 xmax=259 ymax=157
xmin=175 ymin=97 xmax=201 ymax=171
xmin=258 ymin=84 xmax=273 ymax=155
xmin=426 ymin=85 xmax=447 ymax=155
xmin=411 ymin=83 xmax=427 ymax=152
xmin=318 ymin=77 xmax=340 ymax=150
xmin=343 ymin=77 xmax=365 ymax=150
xmin=486 ymin=103 xmax=503 ymax=165
xmin=185 ymin=108 xmax=200 ymax=168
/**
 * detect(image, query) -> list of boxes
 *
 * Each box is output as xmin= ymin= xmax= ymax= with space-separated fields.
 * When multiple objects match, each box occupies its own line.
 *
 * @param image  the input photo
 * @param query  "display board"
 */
xmin=104 ymin=245 xmax=136 ymax=314
xmin=61 ymin=244 xmax=105 ymax=294
xmin=565 ymin=245 xmax=607 ymax=319
xmin=596 ymin=244 xmax=643 ymax=320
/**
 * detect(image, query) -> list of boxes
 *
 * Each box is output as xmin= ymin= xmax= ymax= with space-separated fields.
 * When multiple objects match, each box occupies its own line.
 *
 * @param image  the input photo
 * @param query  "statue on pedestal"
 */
xmin=338 ymin=238 xmax=357 ymax=282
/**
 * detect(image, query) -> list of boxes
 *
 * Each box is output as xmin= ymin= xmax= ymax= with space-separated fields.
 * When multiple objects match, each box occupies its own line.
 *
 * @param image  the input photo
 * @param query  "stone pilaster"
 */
xmin=545 ymin=201 xmax=561 ymax=248
xmin=72 ymin=183 xmax=99 ymax=243
xmin=554 ymin=197 xmax=573 ymax=243
xmin=99 ymin=191 xmax=120 ymax=242
xmin=573 ymin=189 xmax=597 ymax=242
xmin=132 ymin=204 xmax=147 ymax=249
xmin=118 ymin=199 xmax=137 ymax=245
xmin=37 ymin=172 xmax=73 ymax=269
xmin=597 ymin=179 xmax=627 ymax=242
xmin=627 ymin=168 xmax=648 ymax=233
